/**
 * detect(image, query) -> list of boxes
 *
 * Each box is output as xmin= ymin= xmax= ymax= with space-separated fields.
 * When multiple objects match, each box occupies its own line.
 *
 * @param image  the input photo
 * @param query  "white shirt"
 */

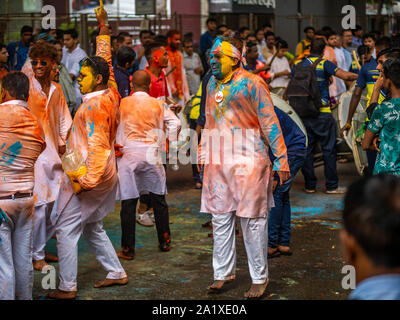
xmin=183 ymin=51 xmax=202 ymax=95
xmin=334 ymin=47 xmax=347 ymax=96
xmin=61 ymin=44 xmax=87 ymax=107
xmin=267 ymin=56 xmax=291 ymax=88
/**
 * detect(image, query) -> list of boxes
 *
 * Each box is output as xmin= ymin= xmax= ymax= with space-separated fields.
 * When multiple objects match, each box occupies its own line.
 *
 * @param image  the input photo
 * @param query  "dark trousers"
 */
xmin=120 ymin=193 xmax=171 ymax=252
xmin=301 ymin=113 xmax=338 ymax=191
xmin=366 ymin=150 xmax=377 ymax=176
xmin=139 ymin=194 xmax=152 ymax=210
xmin=190 ymin=119 xmax=202 ymax=184
xmin=268 ymin=154 xmax=306 ymax=248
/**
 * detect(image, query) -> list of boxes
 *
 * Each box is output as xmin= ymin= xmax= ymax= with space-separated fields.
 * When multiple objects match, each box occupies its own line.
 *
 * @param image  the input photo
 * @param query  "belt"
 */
xmin=320 ymin=107 xmax=332 ymax=113
xmin=0 ymin=192 xmax=33 ymax=200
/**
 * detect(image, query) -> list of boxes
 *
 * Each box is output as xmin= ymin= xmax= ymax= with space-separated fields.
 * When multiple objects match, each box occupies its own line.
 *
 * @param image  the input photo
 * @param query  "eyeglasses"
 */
xmin=31 ymin=60 xmax=48 ymax=67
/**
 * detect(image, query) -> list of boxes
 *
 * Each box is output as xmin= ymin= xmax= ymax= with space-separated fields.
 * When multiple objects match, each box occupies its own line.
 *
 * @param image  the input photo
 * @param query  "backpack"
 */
xmin=286 ymin=58 xmax=323 ymax=119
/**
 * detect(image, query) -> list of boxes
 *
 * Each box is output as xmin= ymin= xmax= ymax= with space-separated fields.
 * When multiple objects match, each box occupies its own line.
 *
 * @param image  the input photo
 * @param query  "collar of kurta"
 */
xmin=1 ymin=100 xmax=29 ymax=109
xmin=82 ymin=89 xmax=107 ymax=103
xmin=32 ymin=76 xmax=56 ymax=101
xmin=131 ymin=91 xmax=149 ymax=97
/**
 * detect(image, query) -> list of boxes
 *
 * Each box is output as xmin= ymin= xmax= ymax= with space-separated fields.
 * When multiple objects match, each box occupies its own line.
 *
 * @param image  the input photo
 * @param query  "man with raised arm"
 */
xmin=48 ymin=2 xmax=127 ymax=299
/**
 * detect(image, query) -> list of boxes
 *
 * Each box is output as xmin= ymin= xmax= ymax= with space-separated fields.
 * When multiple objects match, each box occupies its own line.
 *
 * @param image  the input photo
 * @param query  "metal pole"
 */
xmin=80 ymin=13 xmax=89 ymax=56
xmin=297 ymin=0 xmax=302 ymax=44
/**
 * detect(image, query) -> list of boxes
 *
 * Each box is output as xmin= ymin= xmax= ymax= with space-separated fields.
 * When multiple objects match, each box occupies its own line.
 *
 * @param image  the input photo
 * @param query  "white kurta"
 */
xmin=116 ymin=91 xmax=181 ymax=201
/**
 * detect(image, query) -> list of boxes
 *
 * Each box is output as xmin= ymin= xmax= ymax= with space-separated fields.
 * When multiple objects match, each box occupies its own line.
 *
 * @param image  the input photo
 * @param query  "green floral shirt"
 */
xmin=368 ymin=98 xmax=400 ymax=176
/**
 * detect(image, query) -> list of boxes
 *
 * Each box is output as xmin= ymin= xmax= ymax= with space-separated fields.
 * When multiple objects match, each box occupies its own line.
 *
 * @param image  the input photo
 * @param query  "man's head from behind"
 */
xmin=145 ymin=43 xmax=168 ymax=69
xmin=353 ymin=25 xmax=363 ymax=38
xmin=1 ymin=72 xmax=29 ymax=102
xmin=341 ymin=174 xmax=400 ymax=284
xmin=117 ymin=46 xmax=136 ymax=71
xmin=63 ymin=29 xmax=79 ymax=50
xmin=310 ymin=38 xmax=326 ymax=57
xmin=29 ymin=40 xmax=58 ymax=81
xmin=132 ymin=70 xmax=151 ymax=93
xmin=245 ymin=42 xmax=258 ymax=62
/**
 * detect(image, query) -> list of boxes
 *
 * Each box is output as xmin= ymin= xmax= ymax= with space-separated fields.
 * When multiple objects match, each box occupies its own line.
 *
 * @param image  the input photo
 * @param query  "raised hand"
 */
xmin=95 ymin=0 xmax=108 ymax=25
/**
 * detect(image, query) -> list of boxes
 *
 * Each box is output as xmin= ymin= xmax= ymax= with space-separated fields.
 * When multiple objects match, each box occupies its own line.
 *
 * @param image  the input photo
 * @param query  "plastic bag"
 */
xmin=61 ymin=148 xmax=87 ymax=194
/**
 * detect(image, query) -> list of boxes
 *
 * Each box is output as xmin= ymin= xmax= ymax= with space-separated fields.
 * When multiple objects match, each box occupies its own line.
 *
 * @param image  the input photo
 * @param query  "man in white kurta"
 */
xmin=47 ymin=6 xmax=127 ymax=299
xmin=0 ymin=72 xmax=46 ymax=300
xmin=201 ymin=37 xmax=290 ymax=299
xmin=116 ymin=70 xmax=180 ymax=259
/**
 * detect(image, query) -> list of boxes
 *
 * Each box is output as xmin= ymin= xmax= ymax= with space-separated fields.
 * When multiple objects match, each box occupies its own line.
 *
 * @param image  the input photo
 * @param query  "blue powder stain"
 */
xmin=291 ymin=206 xmax=324 ymax=219
xmin=0 ymin=141 xmax=23 ymax=166
xmin=0 ymin=143 xmax=5 ymax=150
xmin=87 ymin=120 xmax=95 ymax=137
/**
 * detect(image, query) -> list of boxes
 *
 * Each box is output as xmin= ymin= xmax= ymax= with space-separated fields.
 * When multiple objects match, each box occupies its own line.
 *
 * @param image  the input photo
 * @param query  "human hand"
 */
xmin=273 ymin=170 xmax=291 ymax=186
xmin=194 ymin=67 xmax=203 ymax=75
xmin=272 ymin=180 xmax=278 ymax=192
xmin=340 ymin=123 xmax=352 ymax=139
xmin=95 ymin=0 xmax=108 ymax=25
xmin=372 ymin=136 xmax=381 ymax=153
xmin=114 ymin=143 xmax=124 ymax=158
xmin=59 ymin=145 xmax=66 ymax=156
xmin=374 ymin=73 xmax=384 ymax=92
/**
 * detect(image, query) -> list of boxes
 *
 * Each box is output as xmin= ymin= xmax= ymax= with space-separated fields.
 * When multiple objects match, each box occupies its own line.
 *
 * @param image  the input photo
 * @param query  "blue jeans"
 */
xmin=301 ymin=113 xmax=338 ymax=191
xmin=268 ymin=154 xmax=306 ymax=248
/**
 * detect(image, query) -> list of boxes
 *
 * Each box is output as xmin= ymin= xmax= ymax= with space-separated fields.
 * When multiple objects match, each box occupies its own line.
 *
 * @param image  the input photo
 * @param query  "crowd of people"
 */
xmin=1 ymin=1 xmax=400 ymax=301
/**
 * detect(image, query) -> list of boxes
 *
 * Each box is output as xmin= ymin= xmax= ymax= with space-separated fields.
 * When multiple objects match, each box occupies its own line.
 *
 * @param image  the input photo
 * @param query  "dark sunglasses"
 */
xmin=31 ymin=60 xmax=48 ymax=67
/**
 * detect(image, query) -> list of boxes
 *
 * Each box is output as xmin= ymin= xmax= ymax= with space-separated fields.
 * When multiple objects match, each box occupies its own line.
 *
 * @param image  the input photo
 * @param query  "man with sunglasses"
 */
xmin=26 ymin=40 xmax=73 ymax=273
xmin=47 ymin=2 xmax=127 ymax=299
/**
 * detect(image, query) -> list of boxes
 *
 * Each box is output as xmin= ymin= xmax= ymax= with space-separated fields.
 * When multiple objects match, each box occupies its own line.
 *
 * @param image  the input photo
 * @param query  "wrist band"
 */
xmin=98 ymin=24 xmax=109 ymax=28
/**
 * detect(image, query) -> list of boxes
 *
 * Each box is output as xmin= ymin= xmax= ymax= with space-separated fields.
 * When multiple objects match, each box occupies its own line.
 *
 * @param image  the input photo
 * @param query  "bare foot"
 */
xmin=278 ymin=245 xmax=292 ymax=255
xmin=94 ymin=277 xmax=128 ymax=288
xmin=33 ymin=259 xmax=49 ymax=271
xmin=117 ymin=251 xmax=135 ymax=260
xmin=47 ymin=289 xmax=76 ymax=300
xmin=244 ymin=280 xmax=269 ymax=299
xmin=268 ymin=247 xmax=280 ymax=258
xmin=45 ymin=252 xmax=59 ymax=262
xmin=207 ymin=279 xmax=233 ymax=292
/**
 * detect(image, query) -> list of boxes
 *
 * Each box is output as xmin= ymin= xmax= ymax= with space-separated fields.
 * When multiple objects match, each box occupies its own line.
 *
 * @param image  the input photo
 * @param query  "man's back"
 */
xmin=118 ymin=92 xmax=165 ymax=144
xmin=0 ymin=101 xmax=45 ymax=196
xmin=294 ymin=55 xmax=338 ymax=108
